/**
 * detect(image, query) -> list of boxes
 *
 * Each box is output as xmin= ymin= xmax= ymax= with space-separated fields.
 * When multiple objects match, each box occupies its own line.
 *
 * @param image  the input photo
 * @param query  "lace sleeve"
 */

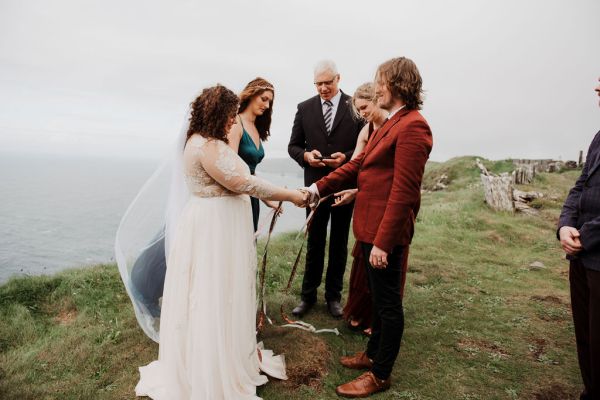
xmin=198 ymin=139 xmax=281 ymax=199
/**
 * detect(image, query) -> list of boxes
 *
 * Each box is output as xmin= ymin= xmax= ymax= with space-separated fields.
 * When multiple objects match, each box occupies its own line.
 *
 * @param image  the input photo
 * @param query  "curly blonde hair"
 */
xmin=351 ymin=82 xmax=376 ymax=119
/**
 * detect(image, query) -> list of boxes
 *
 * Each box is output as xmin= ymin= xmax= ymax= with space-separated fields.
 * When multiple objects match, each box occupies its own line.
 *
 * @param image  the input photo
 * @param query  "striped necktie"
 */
xmin=323 ymin=100 xmax=333 ymax=134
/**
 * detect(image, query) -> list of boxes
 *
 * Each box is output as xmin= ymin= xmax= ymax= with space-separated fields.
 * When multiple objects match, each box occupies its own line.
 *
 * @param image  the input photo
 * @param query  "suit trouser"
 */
xmin=570 ymin=259 xmax=600 ymax=400
xmin=300 ymin=197 xmax=353 ymax=303
xmin=362 ymin=242 xmax=406 ymax=380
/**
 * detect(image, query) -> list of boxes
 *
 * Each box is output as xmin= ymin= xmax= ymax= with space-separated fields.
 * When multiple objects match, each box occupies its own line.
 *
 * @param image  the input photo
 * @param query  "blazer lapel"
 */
xmin=313 ymin=96 xmax=329 ymax=136
xmin=586 ymin=149 xmax=600 ymax=179
xmin=364 ymin=108 xmax=409 ymax=154
xmin=329 ymin=92 xmax=348 ymax=134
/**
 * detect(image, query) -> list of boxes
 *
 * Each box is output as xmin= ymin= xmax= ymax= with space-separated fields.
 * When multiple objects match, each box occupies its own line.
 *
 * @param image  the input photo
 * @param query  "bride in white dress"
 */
xmin=134 ymin=85 xmax=306 ymax=399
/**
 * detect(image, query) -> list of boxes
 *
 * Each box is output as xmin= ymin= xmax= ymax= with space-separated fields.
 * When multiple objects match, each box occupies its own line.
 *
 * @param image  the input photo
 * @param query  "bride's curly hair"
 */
xmin=186 ymin=85 xmax=240 ymax=143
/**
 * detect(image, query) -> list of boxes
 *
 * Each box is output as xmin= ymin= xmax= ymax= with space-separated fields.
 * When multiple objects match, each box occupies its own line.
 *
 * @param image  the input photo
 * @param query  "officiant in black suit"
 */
xmin=288 ymin=60 xmax=363 ymax=318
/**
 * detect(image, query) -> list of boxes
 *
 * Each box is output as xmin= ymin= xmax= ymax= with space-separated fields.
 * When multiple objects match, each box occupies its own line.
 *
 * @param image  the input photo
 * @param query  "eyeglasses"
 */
xmin=314 ymin=76 xmax=338 ymax=87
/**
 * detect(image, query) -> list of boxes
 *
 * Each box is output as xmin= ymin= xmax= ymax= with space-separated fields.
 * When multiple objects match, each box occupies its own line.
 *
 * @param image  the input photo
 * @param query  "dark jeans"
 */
xmin=300 ymin=196 xmax=353 ymax=303
xmin=362 ymin=242 xmax=406 ymax=380
xmin=570 ymin=259 xmax=600 ymax=400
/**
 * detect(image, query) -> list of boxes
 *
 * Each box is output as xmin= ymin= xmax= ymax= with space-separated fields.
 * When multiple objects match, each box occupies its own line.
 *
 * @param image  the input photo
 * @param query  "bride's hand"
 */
xmin=264 ymin=200 xmax=283 ymax=216
xmin=332 ymin=188 xmax=358 ymax=207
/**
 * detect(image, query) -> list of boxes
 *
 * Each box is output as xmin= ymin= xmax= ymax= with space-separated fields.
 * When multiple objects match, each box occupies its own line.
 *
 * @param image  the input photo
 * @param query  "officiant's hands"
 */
xmin=322 ymin=152 xmax=346 ymax=168
xmin=332 ymin=188 xmax=357 ymax=207
xmin=304 ymin=150 xmax=326 ymax=168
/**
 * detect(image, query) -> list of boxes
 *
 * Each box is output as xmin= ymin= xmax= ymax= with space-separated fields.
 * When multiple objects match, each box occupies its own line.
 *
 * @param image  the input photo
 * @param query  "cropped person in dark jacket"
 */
xmin=557 ymin=76 xmax=600 ymax=400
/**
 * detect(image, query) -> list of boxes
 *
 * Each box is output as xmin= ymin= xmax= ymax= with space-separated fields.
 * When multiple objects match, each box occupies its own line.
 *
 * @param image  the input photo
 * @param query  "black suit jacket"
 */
xmin=288 ymin=92 xmax=363 ymax=186
xmin=558 ymin=130 xmax=600 ymax=271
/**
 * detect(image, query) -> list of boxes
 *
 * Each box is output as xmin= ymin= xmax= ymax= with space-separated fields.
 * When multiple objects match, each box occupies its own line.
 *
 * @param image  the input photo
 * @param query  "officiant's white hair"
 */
xmin=314 ymin=60 xmax=338 ymax=76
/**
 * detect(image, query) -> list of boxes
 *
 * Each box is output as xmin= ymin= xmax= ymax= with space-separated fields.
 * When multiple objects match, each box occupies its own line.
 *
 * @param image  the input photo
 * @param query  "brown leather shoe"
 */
xmin=339 ymin=351 xmax=373 ymax=370
xmin=335 ymin=371 xmax=391 ymax=398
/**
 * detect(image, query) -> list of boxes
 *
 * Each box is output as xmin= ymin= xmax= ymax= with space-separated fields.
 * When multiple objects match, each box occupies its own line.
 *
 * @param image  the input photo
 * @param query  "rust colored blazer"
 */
xmin=315 ymin=108 xmax=433 ymax=253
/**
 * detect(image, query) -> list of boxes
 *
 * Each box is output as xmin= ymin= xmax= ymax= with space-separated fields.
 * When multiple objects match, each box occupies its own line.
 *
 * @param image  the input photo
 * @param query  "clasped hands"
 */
xmin=289 ymin=186 xmax=388 ymax=269
xmin=559 ymin=226 xmax=582 ymax=255
xmin=291 ymin=187 xmax=319 ymax=208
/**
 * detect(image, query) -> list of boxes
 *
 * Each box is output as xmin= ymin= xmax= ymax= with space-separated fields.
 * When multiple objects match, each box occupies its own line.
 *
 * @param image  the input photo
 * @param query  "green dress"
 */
xmin=237 ymin=120 xmax=265 ymax=231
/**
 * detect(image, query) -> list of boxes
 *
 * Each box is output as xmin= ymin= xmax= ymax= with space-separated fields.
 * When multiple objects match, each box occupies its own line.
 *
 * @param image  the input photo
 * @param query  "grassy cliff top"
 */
xmin=422 ymin=156 xmax=517 ymax=190
xmin=0 ymin=158 xmax=583 ymax=400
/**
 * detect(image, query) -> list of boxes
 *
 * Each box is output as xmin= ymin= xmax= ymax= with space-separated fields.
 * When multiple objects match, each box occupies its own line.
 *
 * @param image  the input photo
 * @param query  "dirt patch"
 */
xmin=487 ymin=231 xmax=506 ymax=243
xmin=413 ymin=274 xmax=444 ymax=288
xmin=530 ymin=295 xmax=564 ymax=305
xmin=536 ymin=306 xmax=570 ymax=322
xmin=259 ymin=326 xmax=331 ymax=390
xmin=455 ymin=338 xmax=509 ymax=359
xmin=46 ymin=297 xmax=78 ymax=325
xmin=529 ymin=383 xmax=577 ymax=400
xmin=54 ymin=310 xmax=77 ymax=325
xmin=411 ymin=274 xmax=429 ymax=287
xmin=528 ymin=338 xmax=547 ymax=361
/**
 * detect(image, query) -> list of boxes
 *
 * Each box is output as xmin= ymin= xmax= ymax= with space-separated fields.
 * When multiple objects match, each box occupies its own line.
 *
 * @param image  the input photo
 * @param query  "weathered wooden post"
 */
xmin=513 ymin=163 xmax=536 ymax=184
xmin=476 ymin=159 xmax=515 ymax=212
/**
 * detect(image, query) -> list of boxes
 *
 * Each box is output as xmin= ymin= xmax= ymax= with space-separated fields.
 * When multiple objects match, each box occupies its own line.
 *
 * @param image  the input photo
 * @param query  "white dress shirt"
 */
xmin=387 ymin=105 xmax=405 ymax=119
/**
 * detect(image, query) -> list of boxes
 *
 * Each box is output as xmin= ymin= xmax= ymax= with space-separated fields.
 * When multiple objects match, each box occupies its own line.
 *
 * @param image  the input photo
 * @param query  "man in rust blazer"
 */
xmin=305 ymin=57 xmax=433 ymax=397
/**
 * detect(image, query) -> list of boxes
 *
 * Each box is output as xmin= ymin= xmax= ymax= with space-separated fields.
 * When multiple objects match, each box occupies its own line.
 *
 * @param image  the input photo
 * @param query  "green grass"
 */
xmin=421 ymin=156 xmax=515 ymax=191
xmin=0 ymin=157 xmax=584 ymax=399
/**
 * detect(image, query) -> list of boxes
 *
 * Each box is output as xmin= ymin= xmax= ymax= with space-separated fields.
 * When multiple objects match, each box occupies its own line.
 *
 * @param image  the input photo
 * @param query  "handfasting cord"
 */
xmin=279 ymin=194 xmax=339 ymax=335
xmin=256 ymin=193 xmax=339 ymax=336
xmin=256 ymin=201 xmax=283 ymax=332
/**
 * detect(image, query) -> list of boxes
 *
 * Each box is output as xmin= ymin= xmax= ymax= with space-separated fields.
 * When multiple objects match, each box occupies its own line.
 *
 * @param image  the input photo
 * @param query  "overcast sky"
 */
xmin=1 ymin=0 xmax=599 ymax=162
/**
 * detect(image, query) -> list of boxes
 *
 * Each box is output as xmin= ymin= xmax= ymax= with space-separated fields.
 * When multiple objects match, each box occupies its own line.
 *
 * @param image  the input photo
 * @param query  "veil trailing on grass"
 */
xmin=114 ymin=111 xmax=190 ymax=343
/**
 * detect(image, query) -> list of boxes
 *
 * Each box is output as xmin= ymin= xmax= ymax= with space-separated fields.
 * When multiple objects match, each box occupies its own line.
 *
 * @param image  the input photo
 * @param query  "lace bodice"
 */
xmin=183 ymin=134 xmax=278 ymax=199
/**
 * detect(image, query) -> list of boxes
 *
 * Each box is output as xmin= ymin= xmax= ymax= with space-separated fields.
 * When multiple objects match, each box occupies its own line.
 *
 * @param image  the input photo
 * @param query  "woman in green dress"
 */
xmin=227 ymin=77 xmax=280 ymax=231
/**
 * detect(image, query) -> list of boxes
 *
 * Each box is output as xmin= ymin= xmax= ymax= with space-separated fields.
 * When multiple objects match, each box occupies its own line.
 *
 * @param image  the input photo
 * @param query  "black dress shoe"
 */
xmin=327 ymin=300 xmax=343 ymax=318
xmin=291 ymin=300 xmax=313 ymax=317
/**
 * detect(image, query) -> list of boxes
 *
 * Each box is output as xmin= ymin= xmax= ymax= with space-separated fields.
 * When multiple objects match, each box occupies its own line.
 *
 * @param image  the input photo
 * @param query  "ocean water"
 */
xmin=0 ymin=153 xmax=305 ymax=284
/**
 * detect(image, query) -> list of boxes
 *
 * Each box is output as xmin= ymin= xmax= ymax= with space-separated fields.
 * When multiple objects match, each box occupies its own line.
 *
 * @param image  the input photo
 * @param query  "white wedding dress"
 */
xmin=135 ymin=134 xmax=287 ymax=399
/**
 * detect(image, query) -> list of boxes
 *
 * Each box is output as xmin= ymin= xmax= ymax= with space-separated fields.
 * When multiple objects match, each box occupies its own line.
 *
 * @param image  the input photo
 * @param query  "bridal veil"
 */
xmin=114 ymin=111 xmax=190 ymax=342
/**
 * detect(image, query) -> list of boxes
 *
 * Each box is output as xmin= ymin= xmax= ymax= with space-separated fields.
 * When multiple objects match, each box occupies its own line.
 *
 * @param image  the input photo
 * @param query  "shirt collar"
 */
xmin=387 ymin=105 xmax=405 ymax=119
xmin=321 ymin=90 xmax=342 ymax=108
